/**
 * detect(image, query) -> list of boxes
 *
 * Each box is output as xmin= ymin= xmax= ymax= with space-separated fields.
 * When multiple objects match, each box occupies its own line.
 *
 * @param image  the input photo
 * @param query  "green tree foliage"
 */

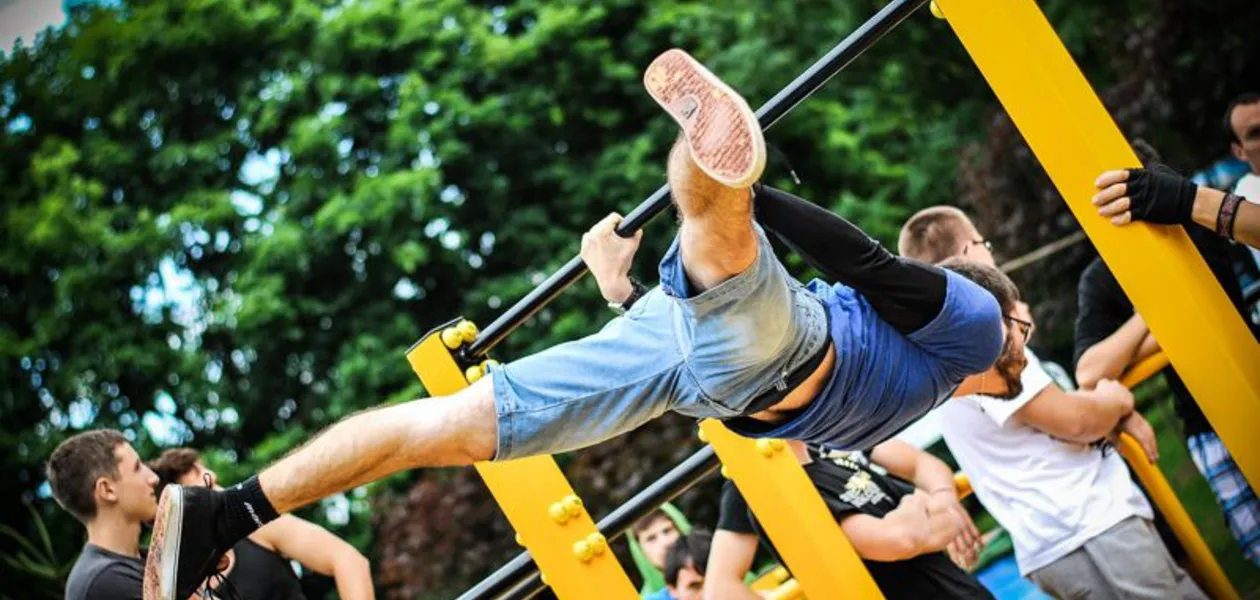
xmin=2 ymin=0 xmax=1255 ymax=598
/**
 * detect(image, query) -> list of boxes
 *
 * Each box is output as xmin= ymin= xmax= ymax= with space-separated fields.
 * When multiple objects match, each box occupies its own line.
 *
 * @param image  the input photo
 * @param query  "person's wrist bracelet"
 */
xmin=1217 ymin=193 xmax=1243 ymax=239
xmin=608 ymin=277 xmax=647 ymax=314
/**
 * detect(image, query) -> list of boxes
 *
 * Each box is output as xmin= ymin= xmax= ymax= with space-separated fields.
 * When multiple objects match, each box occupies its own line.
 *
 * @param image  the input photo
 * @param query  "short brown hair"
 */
xmin=939 ymin=257 xmax=1020 ymax=315
xmin=149 ymin=448 xmax=201 ymax=490
xmin=46 ymin=430 xmax=129 ymax=523
xmin=898 ymin=206 xmax=972 ymax=264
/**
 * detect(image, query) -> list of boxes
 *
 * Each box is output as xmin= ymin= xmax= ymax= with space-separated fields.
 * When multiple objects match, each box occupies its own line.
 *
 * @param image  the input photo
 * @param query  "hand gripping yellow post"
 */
xmin=936 ymin=0 xmax=1260 ymax=492
xmin=406 ymin=318 xmax=637 ymax=599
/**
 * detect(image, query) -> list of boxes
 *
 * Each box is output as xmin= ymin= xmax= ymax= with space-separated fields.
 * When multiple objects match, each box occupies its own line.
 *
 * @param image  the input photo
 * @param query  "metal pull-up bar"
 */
xmin=463 ymin=0 xmax=931 ymax=359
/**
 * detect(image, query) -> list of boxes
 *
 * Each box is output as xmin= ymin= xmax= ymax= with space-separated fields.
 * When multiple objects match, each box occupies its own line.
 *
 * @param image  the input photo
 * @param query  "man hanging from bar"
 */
xmin=141 ymin=50 xmax=1013 ymax=600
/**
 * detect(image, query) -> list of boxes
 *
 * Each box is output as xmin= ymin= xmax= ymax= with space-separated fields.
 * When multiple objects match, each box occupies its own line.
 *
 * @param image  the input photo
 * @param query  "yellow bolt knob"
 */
xmin=929 ymin=0 xmax=945 ymax=19
xmin=540 ymin=573 xmax=549 ymax=586
xmin=548 ymin=502 xmax=569 ymax=525
xmin=457 ymin=320 xmax=478 ymax=342
xmin=720 ymin=465 xmax=730 ymax=479
xmin=756 ymin=438 xmax=775 ymax=457
xmin=697 ymin=427 xmax=709 ymax=443
xmin=563 ymin=495 xmax=584 ymax=517
xmin=515 ymin=533 xmax=525 ymax=546
xmin=769 ymin=439 xmax=785 ymax=451
xmin=483 ymin=359 xmax=500 ymax=371
xmin=587 ymin=533 xmax=608 ymax=556
xmin=440 ymin=327 xmax=462 ymax=349
xmin=465 ymin=364 xmax=485 ymax=384
xmin=573 ymin=539 xmax=594 ymax=562
xmin=772 ymin=566 xmax=790 ymax=583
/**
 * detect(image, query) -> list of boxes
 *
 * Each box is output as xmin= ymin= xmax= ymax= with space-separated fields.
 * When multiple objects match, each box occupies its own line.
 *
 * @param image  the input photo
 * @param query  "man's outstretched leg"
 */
xmin=646 ymin=49 xmax=766 ymax=291
xmin=143 ymin=381 xmax=498 ymax=600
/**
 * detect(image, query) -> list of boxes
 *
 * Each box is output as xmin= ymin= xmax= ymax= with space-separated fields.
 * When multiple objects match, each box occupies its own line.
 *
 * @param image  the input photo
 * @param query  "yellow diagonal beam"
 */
xmin=406 ymin=321 xmax=637 ymax=599
xmin=937 ymin=0 xmax=1260 ymax=492
xmin=701 ymin=420 xmax=884 ymax=599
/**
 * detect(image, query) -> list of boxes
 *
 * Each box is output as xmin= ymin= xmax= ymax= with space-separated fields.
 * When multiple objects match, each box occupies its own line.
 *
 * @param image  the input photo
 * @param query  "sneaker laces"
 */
xmin=198 ymin=473 xmax=244 ymax=600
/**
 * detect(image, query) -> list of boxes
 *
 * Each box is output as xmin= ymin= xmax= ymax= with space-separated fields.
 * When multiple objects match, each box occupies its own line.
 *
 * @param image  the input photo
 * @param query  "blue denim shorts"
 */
xmin=489 ymin=225 xmax=830 ymax=460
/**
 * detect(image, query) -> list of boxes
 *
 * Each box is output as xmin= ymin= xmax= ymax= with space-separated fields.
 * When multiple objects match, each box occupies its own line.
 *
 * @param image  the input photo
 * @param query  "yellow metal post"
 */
xmin=700 ymin=420 xmax=884 ymax=599
xmin=936 ymin=0 xmax=1260 ymax=492
xmin=1117 ymin=352 xmax=1241 ymax=599
xmin=406 ymin=320 xmax=637 ymax=599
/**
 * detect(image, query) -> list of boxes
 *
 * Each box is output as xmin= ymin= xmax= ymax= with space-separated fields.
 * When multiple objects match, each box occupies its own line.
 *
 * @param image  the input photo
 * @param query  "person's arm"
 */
xmin=579 ymin=212 xmax=644 ymax=304
xmin=869 ymin=440 xmax=982 ymax=569
xmin=1009 ymin=380 xmax=1134 ymax=444
xmin=702 ymin=530 xmax=764 ymax=600
xmin=254 ymin=515 xmax=374 ymax=600
xmin=839 ymin=492 xmax=960 ymax=562
xmin=754 ymin=184 xmax=947 ymax=335
xmin=1093 ymin=168 xmax=1260 ymax=248
xmin=1075 ymin=314 xmax=1150 ymax=390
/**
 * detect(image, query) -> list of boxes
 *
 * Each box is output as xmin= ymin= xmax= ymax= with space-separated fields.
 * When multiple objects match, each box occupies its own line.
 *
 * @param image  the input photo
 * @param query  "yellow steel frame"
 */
xmin=700 ymin=419 xmax=883 ymax=599
xmin=937 ymin=0 xmax=1260 ymax=492
xmin=405 ymin=320 xmax=637 ymax=598
xmin=406 ymin=1 xmax=1260 ymax=597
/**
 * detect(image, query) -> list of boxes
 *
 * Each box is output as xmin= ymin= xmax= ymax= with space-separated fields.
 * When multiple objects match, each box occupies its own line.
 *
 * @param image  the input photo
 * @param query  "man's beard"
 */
xmin=992 ymin=336 xmax=1027 ymax=400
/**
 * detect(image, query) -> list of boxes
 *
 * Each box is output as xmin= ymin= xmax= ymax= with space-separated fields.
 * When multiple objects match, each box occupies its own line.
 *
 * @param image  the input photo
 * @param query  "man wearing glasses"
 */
xmin=898 ymin=206 xmax=1205 ymax=600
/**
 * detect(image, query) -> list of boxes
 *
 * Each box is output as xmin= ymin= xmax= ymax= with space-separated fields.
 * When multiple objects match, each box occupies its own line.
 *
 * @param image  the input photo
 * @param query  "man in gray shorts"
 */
xmin=141 ymin=49 xmax=1009 ymax=599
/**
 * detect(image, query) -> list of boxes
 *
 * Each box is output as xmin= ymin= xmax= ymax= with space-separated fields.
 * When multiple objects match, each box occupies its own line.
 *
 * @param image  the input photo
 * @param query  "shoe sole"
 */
xmin=143 ymin=485 xmax=184 ymax=600
xmin=644 ymin=48 xmax=766 ymax=188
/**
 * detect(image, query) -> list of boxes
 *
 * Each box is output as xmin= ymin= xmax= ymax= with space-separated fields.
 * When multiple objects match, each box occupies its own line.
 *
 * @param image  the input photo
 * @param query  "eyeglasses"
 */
xmin=963 ymin=239 xmax=993 ymax=256
xmin=1004 ymin=314 xmax=1034 ymax=342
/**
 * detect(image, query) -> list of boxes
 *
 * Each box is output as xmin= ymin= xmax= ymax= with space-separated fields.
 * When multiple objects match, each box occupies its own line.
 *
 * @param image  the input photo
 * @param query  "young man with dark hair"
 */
xmin=48 ymin=429 xmax=160 ymax=600
xmin=143 ymin=50 xmax=1006 ymax=600
xmin=707 ymin=440 xmax=992 ymax=600
xmin=663 ymin=531 xmax=711 ymax=600
xmin=148 ymin=448 xmax=374 ymax=600
xmin=899 ymin=208 xmax=1207 ymax=599
xmin=626 ymin=505 xmax=689 ymax=599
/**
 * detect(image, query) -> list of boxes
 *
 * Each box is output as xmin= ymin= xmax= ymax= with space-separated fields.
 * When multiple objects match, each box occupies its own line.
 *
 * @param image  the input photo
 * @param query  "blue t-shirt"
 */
xmin=642 ymin=587 xmax=675 ymax=600
xmin=729 ymin=270 xmax=1002 ymax=450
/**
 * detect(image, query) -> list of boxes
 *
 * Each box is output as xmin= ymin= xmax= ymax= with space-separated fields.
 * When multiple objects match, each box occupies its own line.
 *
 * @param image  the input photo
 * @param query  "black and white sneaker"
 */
xmin=143 ymin=485 xmax=231 ymax=600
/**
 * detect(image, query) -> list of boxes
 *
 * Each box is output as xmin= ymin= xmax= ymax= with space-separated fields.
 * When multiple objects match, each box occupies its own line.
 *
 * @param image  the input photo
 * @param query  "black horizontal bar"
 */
xmin=463 ymin=0 xmax=931 ymax=358
xmin=457 ymin=446 xmax=721 ymax=600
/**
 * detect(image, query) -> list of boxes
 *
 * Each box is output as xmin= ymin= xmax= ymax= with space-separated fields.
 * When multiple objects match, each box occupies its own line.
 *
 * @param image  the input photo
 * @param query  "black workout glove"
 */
xmin=1125 ymin=164 xmax=1197 ymax=225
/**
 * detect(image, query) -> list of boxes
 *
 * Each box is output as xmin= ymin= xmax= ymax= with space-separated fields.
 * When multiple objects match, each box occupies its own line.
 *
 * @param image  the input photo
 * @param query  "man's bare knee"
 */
xmin=397 ymin=378 xmax=498 ymax=467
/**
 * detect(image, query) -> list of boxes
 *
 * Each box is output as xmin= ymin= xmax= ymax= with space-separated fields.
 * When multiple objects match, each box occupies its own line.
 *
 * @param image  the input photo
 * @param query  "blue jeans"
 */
xmin=489 ymin=225 xmax=829 ymax=460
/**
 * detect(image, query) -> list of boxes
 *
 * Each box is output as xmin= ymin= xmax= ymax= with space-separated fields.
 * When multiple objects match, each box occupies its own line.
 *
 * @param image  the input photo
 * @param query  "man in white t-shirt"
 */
xmin=898 ymin=207 xmax=1207 ymax=599
xmin=1227 ymin=93 xmax=1260 ymax=268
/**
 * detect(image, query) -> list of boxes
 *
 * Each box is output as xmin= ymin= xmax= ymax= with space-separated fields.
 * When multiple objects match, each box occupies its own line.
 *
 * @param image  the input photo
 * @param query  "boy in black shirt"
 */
xmin=48 ymin=430 xmax=160 ymax=600
xmin=708 ymin=440 xmax=993 ymax=599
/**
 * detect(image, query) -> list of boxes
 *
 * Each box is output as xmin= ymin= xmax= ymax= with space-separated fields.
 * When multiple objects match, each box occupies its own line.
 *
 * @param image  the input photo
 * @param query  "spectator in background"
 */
xmin=628 ymin=504 xmax=691 ymax=599
xmin=706 ymin=439 xmax=992 ymax=600
xmin=49 ymin=430 xmax=159 ymax=600
xmin=149 ymin=448 xmax=374 ymax=600
xmin=898 ymin=208 xmax=1207 ymax=600
xmin=663 ymin=530 xmax=711 ymax=600
xmin=1078 ymin=142 xmax=1260 ymax=570
xmin=1226 ymin=93 xmax=1260 ymax=271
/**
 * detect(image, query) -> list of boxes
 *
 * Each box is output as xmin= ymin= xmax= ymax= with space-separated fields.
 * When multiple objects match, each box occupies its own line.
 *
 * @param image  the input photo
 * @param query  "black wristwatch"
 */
xmin=608 ymin=277 xmax=648 ymax=314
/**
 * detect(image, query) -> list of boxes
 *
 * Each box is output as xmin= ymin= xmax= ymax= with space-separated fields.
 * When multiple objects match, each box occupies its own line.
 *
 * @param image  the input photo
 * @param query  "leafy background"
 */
xmin=2 ymin=0 xmax=1258 ymax=598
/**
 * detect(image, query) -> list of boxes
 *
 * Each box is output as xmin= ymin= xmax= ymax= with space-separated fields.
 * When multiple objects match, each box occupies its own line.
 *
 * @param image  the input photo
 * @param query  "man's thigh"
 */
xmin=489 ymin=290 xmax=692 ymax=461
xmin=1029 ymin=546 xmax=1120 ymax=600
xmin=657 ymin=225 xmax=829 ymax=415
xmin=1083 ymin=517 xmax=1208 ymax=600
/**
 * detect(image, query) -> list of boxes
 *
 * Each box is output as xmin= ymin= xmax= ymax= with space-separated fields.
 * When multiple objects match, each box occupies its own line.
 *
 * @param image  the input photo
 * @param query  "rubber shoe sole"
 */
xmin=644 ymin=48 xmax=766 ymax=188
xmin=143 ymin=485 xmax=183 ymax=600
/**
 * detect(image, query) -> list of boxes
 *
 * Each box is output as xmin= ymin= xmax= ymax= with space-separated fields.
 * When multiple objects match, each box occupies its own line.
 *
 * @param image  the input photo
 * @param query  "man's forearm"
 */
xmin=1191 ymin=186 xmax=1260 ymax=248
xmin=1076 ymin=315 xmax=1148 ymax=389
xmin=333 ymin=555 xmax=375 ymax=600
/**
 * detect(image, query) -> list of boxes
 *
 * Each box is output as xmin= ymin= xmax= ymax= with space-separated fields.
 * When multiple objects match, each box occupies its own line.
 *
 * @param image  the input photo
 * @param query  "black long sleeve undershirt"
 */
xmin=754 ymin=184 xmax=947 ymax=335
